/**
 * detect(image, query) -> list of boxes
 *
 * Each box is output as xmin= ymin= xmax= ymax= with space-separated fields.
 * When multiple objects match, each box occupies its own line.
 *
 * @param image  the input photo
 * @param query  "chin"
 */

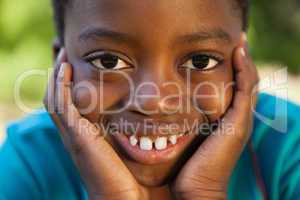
xmin=125 ymin=160 xmax=178 ymax=187
xmin=135 ymin=172 xmax=168 ymax=187
xmin=118 ymin=142 xmax=199 ymax=188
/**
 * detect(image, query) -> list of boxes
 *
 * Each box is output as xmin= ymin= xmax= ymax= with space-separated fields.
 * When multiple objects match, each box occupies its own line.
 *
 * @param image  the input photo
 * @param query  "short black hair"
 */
xmin=52 ymin=0 xmax=250 ymax=45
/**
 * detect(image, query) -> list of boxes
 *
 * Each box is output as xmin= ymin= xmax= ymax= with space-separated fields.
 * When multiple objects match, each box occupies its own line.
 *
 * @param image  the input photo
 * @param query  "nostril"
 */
xmin=129 ymin=109 xmax=150 ymax=116
xmin=127 ymin=99 xmax=159 ymax=116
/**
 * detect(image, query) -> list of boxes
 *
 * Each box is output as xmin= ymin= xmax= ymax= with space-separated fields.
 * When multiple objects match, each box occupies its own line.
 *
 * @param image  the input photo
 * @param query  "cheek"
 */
xmin=71 ymin=82 xmax=100 ymax=123
xmin=192 ymin=66 xmax=233 ymax=122
xmin=196 ymin=84 xmax=233 ymax=122
xmin=70 ymin=63 xmax=132 ymax=122
xmin=71 ymin=81 xmax=130 ymax=123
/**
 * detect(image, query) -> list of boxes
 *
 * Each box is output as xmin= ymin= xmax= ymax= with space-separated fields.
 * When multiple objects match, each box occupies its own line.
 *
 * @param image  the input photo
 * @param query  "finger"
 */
xmin=44 ymin=48 xmax=68 ymax=133
xmin=230 ymin=35 xmax=258 ymax=114
xmin=54 ymin=63 xmax=138 ymax=193
xmin=185 ymin=33 xmax=259 ymax=181
xmin=55 ymin=62 xmax=83 ymax=134
xmin=43 ymin=48 xmax=67 ymax=113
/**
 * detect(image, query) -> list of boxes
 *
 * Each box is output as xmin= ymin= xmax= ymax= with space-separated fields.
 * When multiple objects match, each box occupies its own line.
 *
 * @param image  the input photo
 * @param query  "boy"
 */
xmin=1 ymin=0 xmax=300 ymax=199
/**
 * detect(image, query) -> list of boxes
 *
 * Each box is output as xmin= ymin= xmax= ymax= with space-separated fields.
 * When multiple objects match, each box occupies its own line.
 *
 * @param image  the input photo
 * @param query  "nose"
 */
xmin=127 ymin=63 xmax=185 ymax=116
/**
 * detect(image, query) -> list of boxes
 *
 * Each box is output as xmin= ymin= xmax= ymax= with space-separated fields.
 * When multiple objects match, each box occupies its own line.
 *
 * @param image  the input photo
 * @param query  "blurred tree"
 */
xmin=249 ymin=0 xmax=300 ymax=73
xmin=0 ymin=0 xmax=54 ymax=103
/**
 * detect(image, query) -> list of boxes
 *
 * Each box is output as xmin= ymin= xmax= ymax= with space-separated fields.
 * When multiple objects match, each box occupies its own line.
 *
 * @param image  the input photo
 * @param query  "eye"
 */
xmin=86 ymin=52 xmax=132 ymax=70
xmin=181 ymin=54 xmax=220 ymax=70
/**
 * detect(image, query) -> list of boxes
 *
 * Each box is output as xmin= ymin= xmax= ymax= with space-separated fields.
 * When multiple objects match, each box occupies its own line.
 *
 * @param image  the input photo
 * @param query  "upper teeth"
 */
xmin=129 ymin=135 xmax=179 ymax=151
xmin=154 ymin=137 xmax=167 ymax=150
xmin=129 ymin=136 xmax=138 ymax=146
xmin=169 ymin=135 xmax=177 ymax=145
xmin=140 ymin=137 xmax=153 ymax=150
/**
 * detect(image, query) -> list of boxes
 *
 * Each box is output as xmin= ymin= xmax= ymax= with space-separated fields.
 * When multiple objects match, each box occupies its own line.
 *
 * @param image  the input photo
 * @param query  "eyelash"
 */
xmin=84 ymin=51 xmax=133 ymax=70
xmin=83 ymin=51 xmax=224 ymax=70
xmin=183 ymin=52 xmax=223 ymax=64
xmin=84 ymin=52 xmax=131 ymax=63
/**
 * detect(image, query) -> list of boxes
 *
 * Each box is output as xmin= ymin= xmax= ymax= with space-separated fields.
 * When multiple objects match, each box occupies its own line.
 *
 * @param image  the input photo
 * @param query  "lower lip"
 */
xmin=112 ymin=133 xmax=195 ymax=165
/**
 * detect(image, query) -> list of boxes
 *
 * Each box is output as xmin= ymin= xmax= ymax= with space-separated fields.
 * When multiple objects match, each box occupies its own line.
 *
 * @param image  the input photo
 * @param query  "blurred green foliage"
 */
xmin=0 ymin=0 xmax=54 ymax=103
xmin=249 ymin=0 xmax=300 ymax=74
xmin=0 ymin=0 xmax=299 ymax=104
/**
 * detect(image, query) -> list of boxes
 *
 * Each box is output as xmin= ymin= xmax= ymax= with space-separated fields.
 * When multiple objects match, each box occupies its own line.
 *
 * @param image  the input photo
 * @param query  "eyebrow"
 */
xmin=79 ymin=26 xmax=232 ymax=47
xmin=79 ymin=27 xmax=137 ymax=46
xmin=174 ymin=28 xmax=232 ymax=45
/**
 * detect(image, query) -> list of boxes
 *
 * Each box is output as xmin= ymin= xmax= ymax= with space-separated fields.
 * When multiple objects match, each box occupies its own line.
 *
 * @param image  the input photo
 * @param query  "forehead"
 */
xmin=65 ymin=0 xmax=241 ymax=46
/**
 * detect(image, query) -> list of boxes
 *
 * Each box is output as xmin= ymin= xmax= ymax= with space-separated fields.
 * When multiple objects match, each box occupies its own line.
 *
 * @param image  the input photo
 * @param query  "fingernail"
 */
xmin=57 ymin=49 xmax=64 ymax=61
xmin=58 ymin=63 xmax=65 ymax=79
xmin=240 ymin=47 xmax=246 ymax=57
xmin=241 ymin=32 xmax=249 ymax=54
xmin=242 ymin=32 xmax=248 ymax=42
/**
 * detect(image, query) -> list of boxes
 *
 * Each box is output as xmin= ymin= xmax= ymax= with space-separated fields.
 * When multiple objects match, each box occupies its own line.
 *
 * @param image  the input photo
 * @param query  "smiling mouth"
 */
xmin=109 ymin=125 xmax=199 ymax=165
xmin=126 ymin=130 xmax=190 ymax=151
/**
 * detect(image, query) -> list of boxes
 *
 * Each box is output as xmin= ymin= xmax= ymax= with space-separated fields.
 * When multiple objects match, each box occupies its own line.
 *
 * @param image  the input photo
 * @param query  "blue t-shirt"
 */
xmin=0 ymin=93 xmax=300 ymax=200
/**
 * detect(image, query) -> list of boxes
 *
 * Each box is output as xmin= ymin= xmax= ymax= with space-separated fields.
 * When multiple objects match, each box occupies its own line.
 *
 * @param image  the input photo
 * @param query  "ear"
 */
xmin=52 ymin=37 xmax=63 ymax=61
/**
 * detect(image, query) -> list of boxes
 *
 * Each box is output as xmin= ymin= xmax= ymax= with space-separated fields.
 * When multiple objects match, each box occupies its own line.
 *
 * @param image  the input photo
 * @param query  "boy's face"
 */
xmin=63 ymin=0 xmax=242 ymax=186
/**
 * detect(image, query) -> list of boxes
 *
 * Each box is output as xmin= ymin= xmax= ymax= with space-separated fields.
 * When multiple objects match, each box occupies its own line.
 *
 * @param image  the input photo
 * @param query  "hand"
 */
xmin=172 ymin=34 xmax=259 ymax=199
xmin=43 ymin=49 xmax=145 ymax=200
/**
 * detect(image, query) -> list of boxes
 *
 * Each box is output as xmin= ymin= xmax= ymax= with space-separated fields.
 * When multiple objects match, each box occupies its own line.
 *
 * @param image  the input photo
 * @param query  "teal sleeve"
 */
xmin=228 ymin=93 xmax=300 ymax=200
xmin=252 ymin=93 xmax=300 ymax=200
xmin=0 ymin=134 xmax=40 ymax=199
xmin=0 ymin=110 xmax=87 ymax=200
xmin=280 ymin=143 xmax=300 ymax=199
